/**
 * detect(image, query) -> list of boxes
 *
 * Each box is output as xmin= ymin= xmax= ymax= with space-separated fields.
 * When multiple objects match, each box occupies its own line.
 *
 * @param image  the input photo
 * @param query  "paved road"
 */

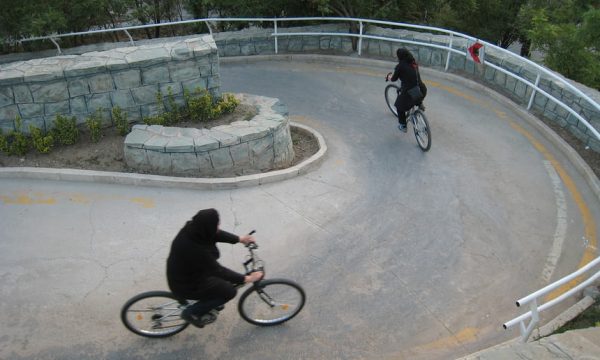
xmin=1 ymin=58 xmax=598 ymax=359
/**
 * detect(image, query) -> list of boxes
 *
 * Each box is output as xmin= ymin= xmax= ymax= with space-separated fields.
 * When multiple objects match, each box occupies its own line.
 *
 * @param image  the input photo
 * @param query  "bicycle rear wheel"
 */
xmin=121 ymin=291 xmax=190 ymax=338
xmin=384 ymin=84 xmax=400 ymax=117
xmin=412 ymin=110 xmax=431 ymax=152
xmin=238 ymin=279 xmax=306 ymax=326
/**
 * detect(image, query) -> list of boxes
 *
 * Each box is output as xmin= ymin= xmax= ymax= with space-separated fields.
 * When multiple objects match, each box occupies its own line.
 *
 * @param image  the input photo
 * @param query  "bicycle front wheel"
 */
xmin=121 ymin=291 xmax=190 ymax=338
xmin=412 ymin=110 xmax=431 ymax=152
xmin=238 ymin=279 xmax=306 ymax=326
xmin=384 ymin=84 xmax=400 ymax=117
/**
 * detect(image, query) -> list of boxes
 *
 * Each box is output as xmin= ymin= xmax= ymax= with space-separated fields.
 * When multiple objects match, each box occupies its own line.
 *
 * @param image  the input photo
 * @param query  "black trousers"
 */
xmin=395 ymin=92 xmax=414 ymax=126
xmin=180 ymin=277 xmax=238 ymax=317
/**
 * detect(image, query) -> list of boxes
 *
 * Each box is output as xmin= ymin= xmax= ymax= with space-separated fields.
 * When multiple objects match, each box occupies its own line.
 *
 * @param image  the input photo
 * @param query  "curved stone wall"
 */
xmin=123 ymin=94 xmax=294 ymax=177
xmin=0 ymin=35 xmax=220 ymax=134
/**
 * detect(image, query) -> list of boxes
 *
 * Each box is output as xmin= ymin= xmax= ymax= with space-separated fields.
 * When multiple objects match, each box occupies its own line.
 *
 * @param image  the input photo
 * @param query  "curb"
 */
xmin=0 ymin=122 xmax=327 ymax=190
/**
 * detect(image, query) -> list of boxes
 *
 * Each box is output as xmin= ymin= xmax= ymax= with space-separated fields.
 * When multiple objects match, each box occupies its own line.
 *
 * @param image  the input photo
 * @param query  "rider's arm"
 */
xmin=215 ymin=229 xmax=256 ymax=245
xmin=390 ymin=63 xmax=402 ymax=82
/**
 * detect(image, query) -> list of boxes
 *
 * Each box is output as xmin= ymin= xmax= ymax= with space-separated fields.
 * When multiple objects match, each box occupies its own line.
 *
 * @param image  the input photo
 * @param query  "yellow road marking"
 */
xmin=0 ymin=191 xmax=155 ymax=209
xmin=416 ymin=327 xmax=479 ymax=351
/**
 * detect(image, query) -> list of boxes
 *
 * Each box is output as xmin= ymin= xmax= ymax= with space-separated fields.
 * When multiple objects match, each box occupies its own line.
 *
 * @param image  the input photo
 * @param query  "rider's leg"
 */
xmin=182 ymin=278 xmax=237 ymax=326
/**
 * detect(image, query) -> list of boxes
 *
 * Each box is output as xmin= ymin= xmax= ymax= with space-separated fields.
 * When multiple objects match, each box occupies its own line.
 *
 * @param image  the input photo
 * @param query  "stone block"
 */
xmin=223 ymin=44 xmax=241 ymax=57
xmin=86 ymin=93 xmax=112 ymax=112
xmin=64 ymin=59 xmax=107 ymax=77
xmin=288 ymin=38 xmax=303 ymax=52
xmin=197 ymin=151 xmax=213 ymax=173
xmin=110 ymin=90 xmax=136 ymax=109
xmin=241 ymin=42 xmax=256 ymax=56
xmin=193 ymin=135 xmax=219 ymax=152
xmin=131 ymin=84 xmax=159 ymax=105
xmin=70 ymin=96 xmax=88 ymax=115
xmin=88 ymin=73 xmax=115 ymax=93
xmin=166 ymin=137 xmax=194 ymax=153
xmin=21 ymin=116 xmax=46 ymax=134
xmin=170 ymin=44 xmax=194 ymax=60
xmin=147 ymin=150 xmax=172 ymax=174
xmin=141 ymin=104 xmax=163 ymax=118
xmin=112 ymin=69 xmax=141 ymax=89
xmin=12 ymin=85 xmax=32 ymax=104
xmin=0 ymin=87 xmax=14 ymax=107
xmin=124 ymin=147 xmax=150 ymax=171
xmin=207 ymin=75 xmax=220 ymax=89
xmin=160 ymin=83 xmax=183 ymax=96
xmin=30 ymin=81 xmax=69 ymax=102
xmin=250 ymin=135 xmax=274 ymax=169
xmin=142 ymin=65 xmax=171 ymax=85
xmin=169 ymin=60 xmax=201 ymax=82
xmin=196 ymin=58 xmax=212 ymax=77
xmin=68 ymin=78 xmax=90 ymax=97
xmin=125 ymin=128 xmax=154 ymax=148
xmin=255 ymin=40 xmax=274 ymax=54
xmin=44 ymin=100 xmax=70 ymax=117
xmin=209 ymin=129 xmax=239 ymax=146
xmin=18 ymin=103 xmax=44 ymax=118
xmin=229 ymin=142 xmax=251 ymax=167
xmin=209 ymin=147 xmax=233 ymax=170
xmin=182 ymin=77 xmax=207 ymax=92
xmin=144 ymin=135 xmax=169 ymax=152
xmin=0 ymin=104 xmax=20 ymax=122
xmin=0 ymin=119 xmax=14 ymax=132
xmin=171 ymin=152 xmax=199 ymax=175
xmin=125 ymin=48 xmax=171 ymax=67
xmin=0 ymin=69 xmax=24 ymax=86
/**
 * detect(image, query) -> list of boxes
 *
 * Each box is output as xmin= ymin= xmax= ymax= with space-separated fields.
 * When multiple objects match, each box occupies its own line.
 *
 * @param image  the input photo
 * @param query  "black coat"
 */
xmin=391 ymin=61 xmax=427 ymax=107
xmin=166 ymin=209 xmax=245 ymax=297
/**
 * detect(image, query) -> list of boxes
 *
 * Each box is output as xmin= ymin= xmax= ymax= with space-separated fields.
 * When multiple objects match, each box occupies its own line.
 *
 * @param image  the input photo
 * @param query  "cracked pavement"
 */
xmin=1 ymin=59 xmax=599 ymax=359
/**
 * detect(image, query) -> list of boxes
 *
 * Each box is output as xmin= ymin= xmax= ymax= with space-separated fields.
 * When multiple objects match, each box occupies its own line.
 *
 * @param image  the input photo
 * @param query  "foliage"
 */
xmin=524 ymin=2 xmax=600 ymax=90
xmin=29 ymin=125 xmax=54 ymax=154
xmin=52 ymin=114 xmax=79 ymax=146
xmin=112 ymin=107 xmax=131 ymax=136
xmin=4 ymin=116 xmax=30 ymax=156
xmin=85 ymin=110 xmax=103 ymax=143
xmin=184 ymin=87 xmax=213 ymax=122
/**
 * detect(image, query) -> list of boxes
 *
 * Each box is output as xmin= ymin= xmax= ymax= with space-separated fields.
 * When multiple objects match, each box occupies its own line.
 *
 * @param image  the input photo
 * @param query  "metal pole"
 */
xmin=274 ymin=19 xmax=278 ymax=54
xmin=527 ymin=73 xmax=541 ymax=110
xmin=49 ymin=37 xmax=62 ymax=55
xmin=123 ymin=30 xmax=134 ymax=46
xmin=445 ymin=34 xmax=453 ymax=71
xmin=358 ymin=21 xmax=363 ymax=56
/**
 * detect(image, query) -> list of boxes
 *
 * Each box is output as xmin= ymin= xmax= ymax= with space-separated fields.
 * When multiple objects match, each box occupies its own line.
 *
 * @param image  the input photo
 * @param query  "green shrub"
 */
xmin=143 ymin=113 xmax=168 ymax=126
xmin=29 ymin=125 xmax=54 ymax=154
xmin=4 ymin=116 xmax=30 ymax=156
xmin=0 ymin=129 xmax=8 ymax=153
xmin=185 ymin=87 xmax=212 ymax=122
xmin=112 ymin=107 xmax=130 ymax=136
xmin=165 ymin=87 xmax=181 ymax=125
xmin=85 ymin=111 xmax=102 ymax=143
xmin=52 ymin=114 xmax=79 ymax=145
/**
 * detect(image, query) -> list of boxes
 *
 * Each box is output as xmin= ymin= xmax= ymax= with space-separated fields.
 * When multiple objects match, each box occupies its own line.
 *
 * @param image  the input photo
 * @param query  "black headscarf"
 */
xmin=185 ymin=208 xmax=219 ymax=243
xmin=396 ymin=48 xmax=416 ymax=65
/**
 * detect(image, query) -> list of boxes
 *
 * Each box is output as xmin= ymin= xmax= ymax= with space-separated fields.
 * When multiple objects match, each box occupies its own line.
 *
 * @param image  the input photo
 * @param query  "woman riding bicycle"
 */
xmin=166 ymin=208 xmax=263 ymax=327
xmin=385 ymin=48 xmax=427 ymax=132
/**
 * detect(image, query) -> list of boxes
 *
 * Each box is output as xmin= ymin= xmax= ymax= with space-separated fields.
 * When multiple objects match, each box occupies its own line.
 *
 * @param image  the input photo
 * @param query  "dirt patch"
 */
xmin=0 ymin=104 xmax=320 ymax=174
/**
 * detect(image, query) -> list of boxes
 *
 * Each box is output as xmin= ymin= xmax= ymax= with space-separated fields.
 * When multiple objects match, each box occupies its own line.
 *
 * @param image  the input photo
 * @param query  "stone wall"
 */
xmin=213 ymin=24 xmax=600 ymax=151
xmin=123 ymin=94 xmax=294 ymax=177
xmin=0 ymin=35 xmax=220 ymax=134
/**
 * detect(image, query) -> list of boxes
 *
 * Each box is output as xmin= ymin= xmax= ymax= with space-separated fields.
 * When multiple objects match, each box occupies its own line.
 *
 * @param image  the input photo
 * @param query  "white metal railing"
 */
xmin=503 ymin=256 xmax=600 ymax=342
xmin=13 ymin=17 xmax=600 ymax=142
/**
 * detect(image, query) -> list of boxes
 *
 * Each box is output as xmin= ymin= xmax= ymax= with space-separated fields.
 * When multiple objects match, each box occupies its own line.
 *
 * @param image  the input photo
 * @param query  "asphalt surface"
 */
xmin=1 ymin=58 xmax=599 ymax=359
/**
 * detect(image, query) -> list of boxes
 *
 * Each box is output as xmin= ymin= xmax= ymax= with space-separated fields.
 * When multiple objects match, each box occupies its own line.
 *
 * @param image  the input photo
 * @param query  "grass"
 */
xmin=553 ymin=300 xmax=600 ymax=334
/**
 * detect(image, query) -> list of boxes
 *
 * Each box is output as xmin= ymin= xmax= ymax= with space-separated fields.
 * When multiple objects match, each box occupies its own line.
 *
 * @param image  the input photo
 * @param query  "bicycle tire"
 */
xmin=385 ymin=84 xmax=400 ymax=117
xmin=412 ymin=110 xmax=431 ymax=152
xmin=121 ymin=291 xmax=190 ymax=338
xmin=238 ymin=278 xmax=306 ymax=326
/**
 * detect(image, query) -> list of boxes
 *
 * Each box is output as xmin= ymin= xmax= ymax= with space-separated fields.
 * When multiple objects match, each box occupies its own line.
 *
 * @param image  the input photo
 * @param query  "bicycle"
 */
xmin=384 ymin=81 xmax=432 ymax=152
xmin=120 ymin=232 xmax=306 ymax=338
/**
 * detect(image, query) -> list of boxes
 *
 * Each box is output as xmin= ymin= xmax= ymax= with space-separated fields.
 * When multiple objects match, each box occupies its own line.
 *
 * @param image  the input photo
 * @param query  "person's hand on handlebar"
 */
xmin=239 ymin=233 xmax=256 ymax=245
xmin=244 ymin=271 xmax=264 ymax=283
xmin=385 ymin=72 xmax=393 ymax=82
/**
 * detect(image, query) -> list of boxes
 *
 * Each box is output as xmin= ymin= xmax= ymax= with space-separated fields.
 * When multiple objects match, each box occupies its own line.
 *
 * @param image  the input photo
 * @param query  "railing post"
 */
xmin=123 ymin=30 xmax=134 ymax=46
xmin=274 ymin=19 xmax=278 ymax=54
xmin=527 ymin=73 xmax=541 ymax=110
xmin=358 ymin=20 xmax=363 ymax=56
xmin=445 ymin=34 xmax=453 ymax=71
xmin=49 ymin=37 xmax=62 ymax=55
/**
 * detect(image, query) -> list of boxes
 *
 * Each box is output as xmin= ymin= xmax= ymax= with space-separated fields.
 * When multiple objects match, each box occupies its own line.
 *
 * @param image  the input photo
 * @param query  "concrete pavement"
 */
xmin=1 ymin=57 xmax=600 ymax=359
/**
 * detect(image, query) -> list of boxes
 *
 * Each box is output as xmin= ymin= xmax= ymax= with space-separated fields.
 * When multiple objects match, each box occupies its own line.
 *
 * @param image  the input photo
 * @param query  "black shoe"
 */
xmin=215 ymin=305 xmax=224 ymax=311
xmin=398 ymin=124 xmax=407 ymax=133
xmin=182 ymin=309 xmax=218 ymax=328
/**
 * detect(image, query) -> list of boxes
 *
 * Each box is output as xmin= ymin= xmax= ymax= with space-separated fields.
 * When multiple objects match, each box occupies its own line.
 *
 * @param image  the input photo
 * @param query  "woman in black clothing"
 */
xmin=166 ymin=208 xmax=263 ymax=327
xmin=386 ymin=48 xmax=427 ymax=132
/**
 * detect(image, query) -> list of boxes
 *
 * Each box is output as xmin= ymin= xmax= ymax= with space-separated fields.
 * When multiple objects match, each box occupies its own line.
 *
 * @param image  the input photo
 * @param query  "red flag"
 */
xmin=468 ymin=42 xmax=483 ymax=63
